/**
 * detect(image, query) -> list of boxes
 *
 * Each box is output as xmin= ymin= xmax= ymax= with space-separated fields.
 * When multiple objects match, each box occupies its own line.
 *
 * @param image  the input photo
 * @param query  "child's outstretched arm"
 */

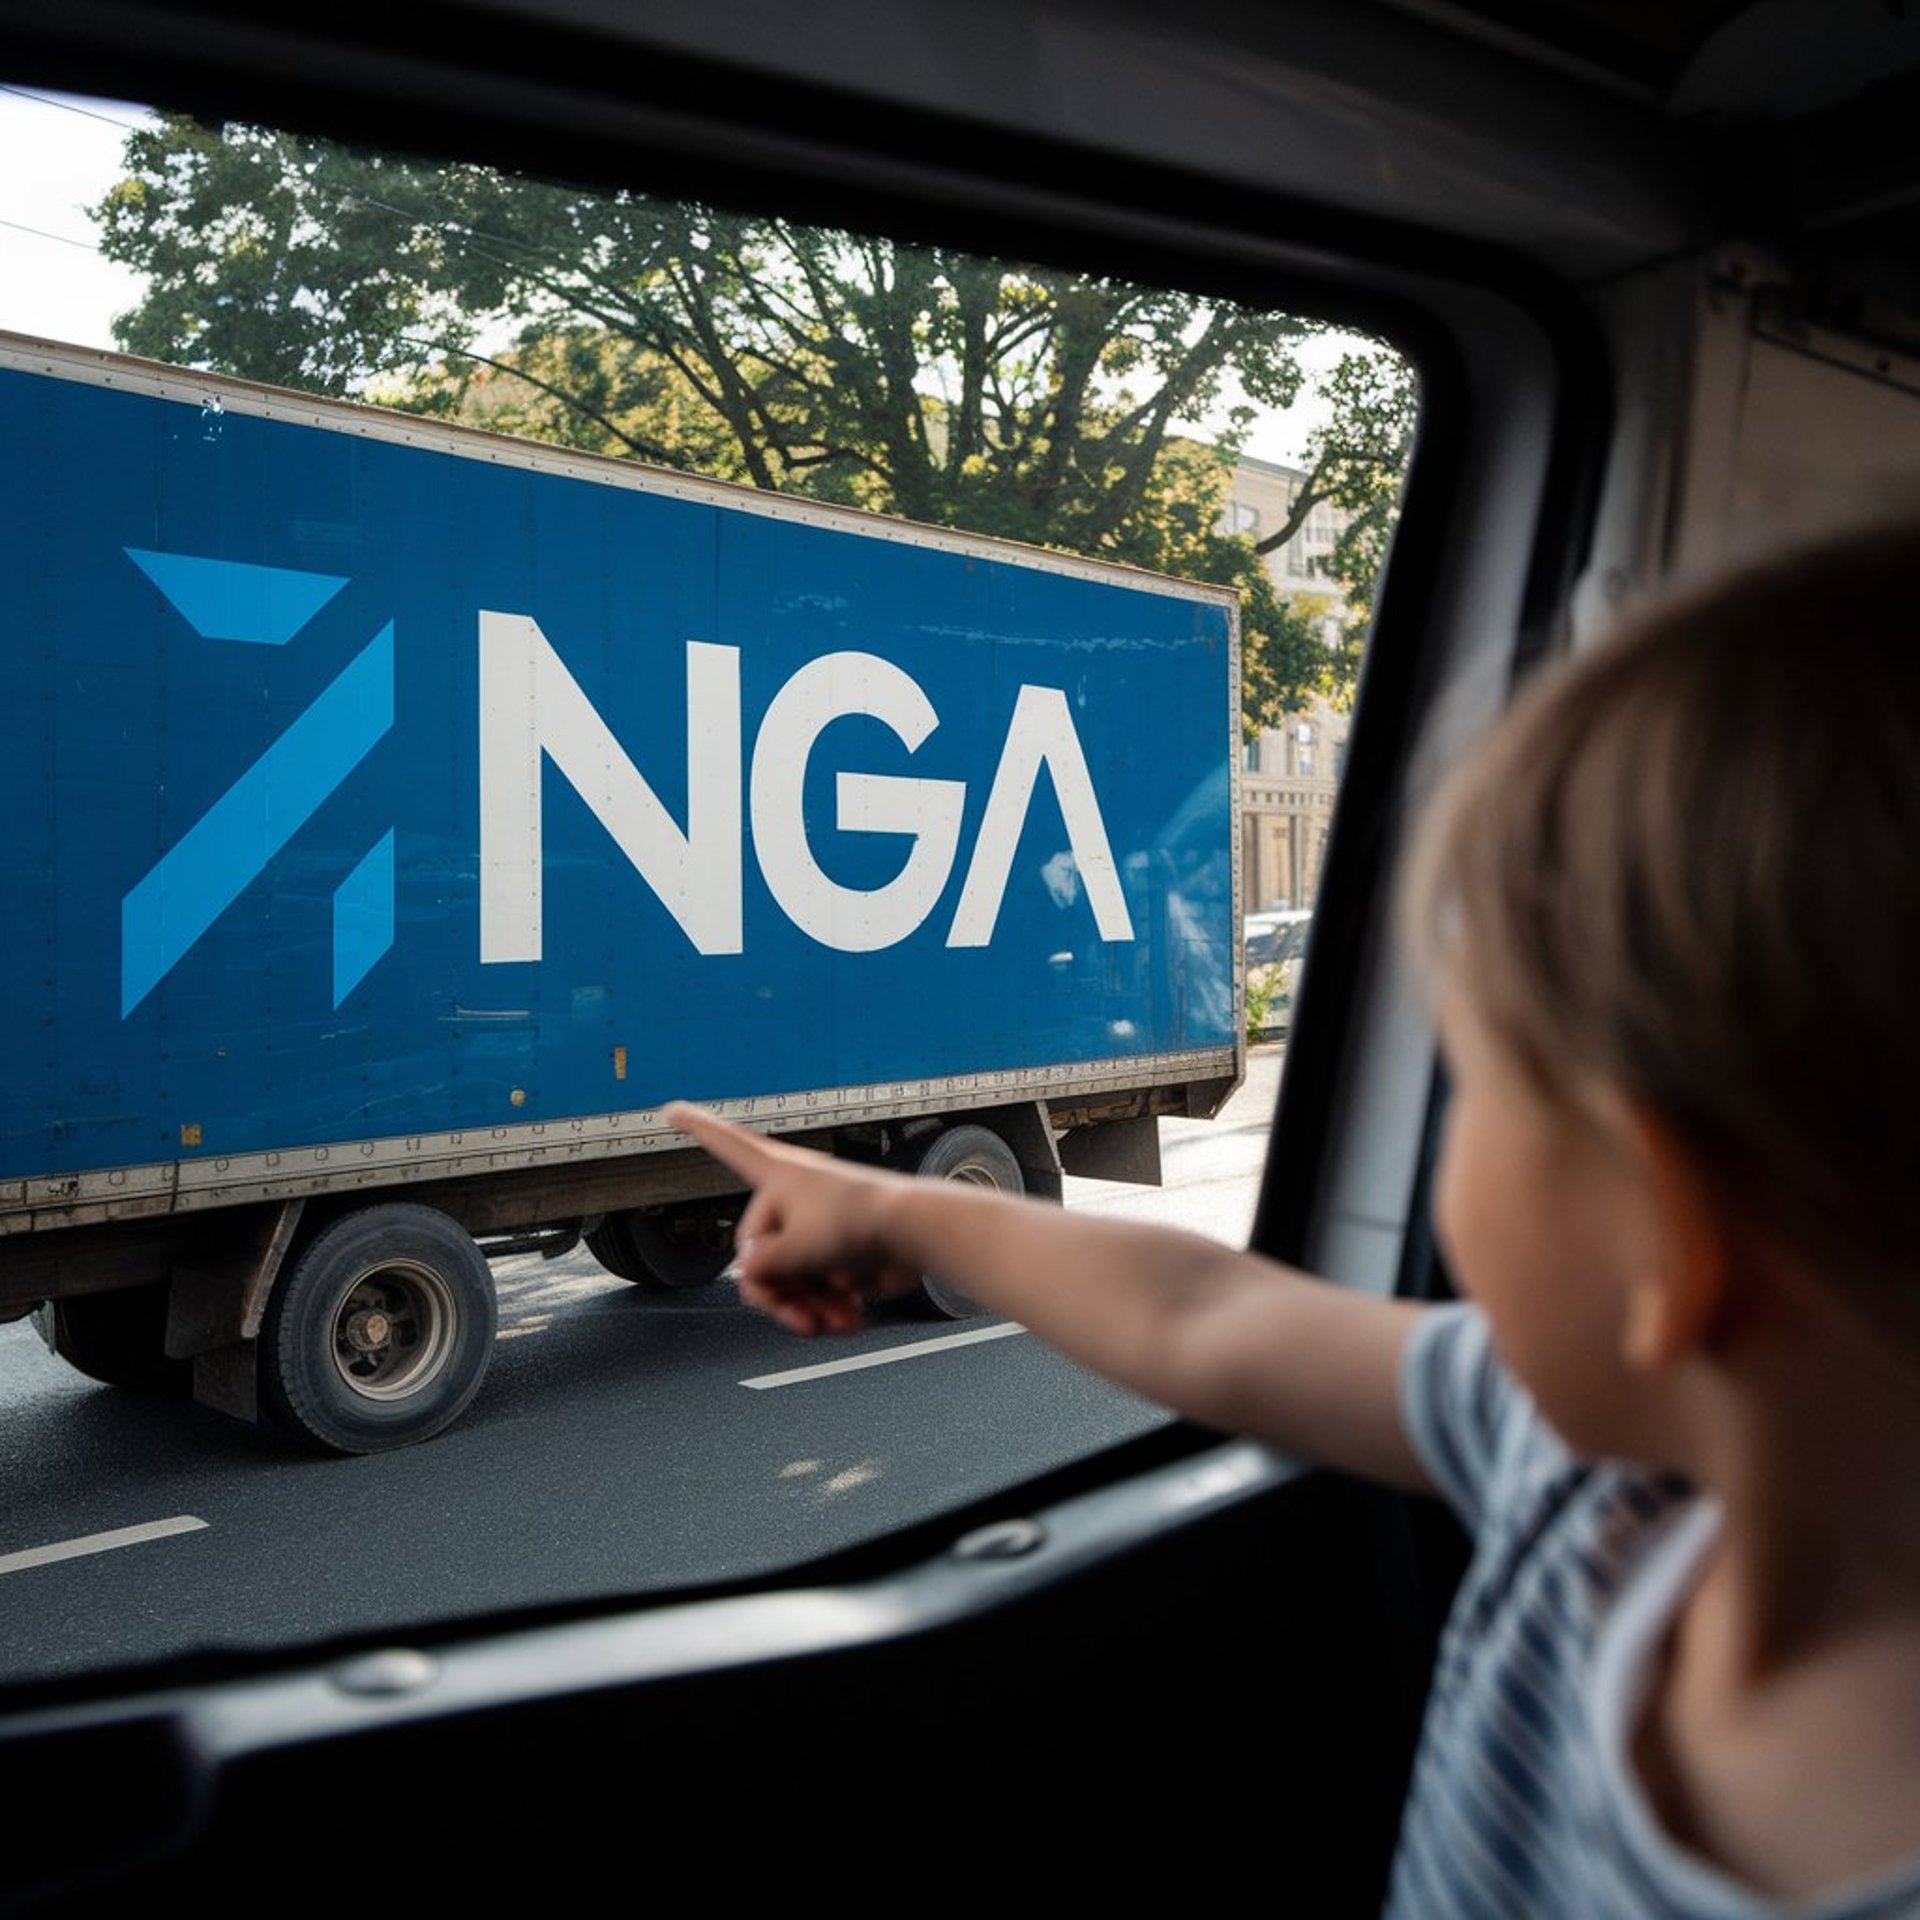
xmin=666 ymin=1102 xmax=1436 ymax=1494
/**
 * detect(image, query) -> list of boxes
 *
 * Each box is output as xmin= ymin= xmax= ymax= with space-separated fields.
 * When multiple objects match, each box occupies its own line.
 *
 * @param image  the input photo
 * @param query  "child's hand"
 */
xmin=664 ymin=1103 xmax=924 ymax=1335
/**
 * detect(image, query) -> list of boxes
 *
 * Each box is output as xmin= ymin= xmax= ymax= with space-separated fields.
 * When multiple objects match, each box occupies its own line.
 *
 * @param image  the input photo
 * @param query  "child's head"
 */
xmin=1401 ymin=517 xmax=1920 ymax=1333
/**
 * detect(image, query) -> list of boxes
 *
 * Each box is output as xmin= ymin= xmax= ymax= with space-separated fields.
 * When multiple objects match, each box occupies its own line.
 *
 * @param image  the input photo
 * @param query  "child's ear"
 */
xmin=1613 ymin=1102 xmax=1729 ymax=1371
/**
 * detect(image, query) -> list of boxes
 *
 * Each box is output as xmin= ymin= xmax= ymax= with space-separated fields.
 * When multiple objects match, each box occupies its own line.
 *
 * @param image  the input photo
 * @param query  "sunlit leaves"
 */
xmin=94 ymin=115 xmax=1410 ymax=721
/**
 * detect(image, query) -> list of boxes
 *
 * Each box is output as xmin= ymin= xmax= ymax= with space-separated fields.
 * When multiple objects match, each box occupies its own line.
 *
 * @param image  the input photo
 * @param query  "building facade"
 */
xmin=1221 ymin=455 xmax=1353 ymax=914
xmin=1240 ymin=697 xmax=1348 ymax=911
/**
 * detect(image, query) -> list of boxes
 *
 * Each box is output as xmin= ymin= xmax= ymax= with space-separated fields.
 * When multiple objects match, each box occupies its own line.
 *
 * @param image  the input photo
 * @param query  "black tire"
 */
xmin=259 ymin=1204 xmax=497 ymax=1455
xmin=586 ymin=1204 xmax=733 ymax=1290
xmin=31 ymin=1285 xmax=191 ymax=1395
xmin=910 ymin=1125 xmax=1024 ymax=1318
xmin=583 ymin=1214 xmax=649 ymax=1283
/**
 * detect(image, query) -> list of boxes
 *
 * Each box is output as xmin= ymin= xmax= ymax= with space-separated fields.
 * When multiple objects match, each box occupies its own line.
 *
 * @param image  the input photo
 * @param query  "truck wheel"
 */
xmin=586 ymin=1204 xmax=732 ymax=1290
xmin=30 ymin=1285 xmax=191 ymax=1395
xmin=583 ymin=1214 xmax=649 ymax=1283
xmin=260 ymin=1204 xmax=497 ymax=1455
xmin=910 ymin=1125 xmax=1024 ymax=1318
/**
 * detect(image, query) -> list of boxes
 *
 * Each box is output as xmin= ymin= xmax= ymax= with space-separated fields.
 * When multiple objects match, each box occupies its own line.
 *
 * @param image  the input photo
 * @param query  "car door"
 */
xmin=4 ymin=3 xmax=1920 ymax=1914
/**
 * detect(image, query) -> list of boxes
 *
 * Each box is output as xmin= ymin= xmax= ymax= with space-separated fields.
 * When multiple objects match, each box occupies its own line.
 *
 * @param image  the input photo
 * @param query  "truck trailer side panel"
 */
xmin=1 ymin=337 xmax=1241 ymax=1237
xmin=0 ymin=333 xmax=1241 ymax=1449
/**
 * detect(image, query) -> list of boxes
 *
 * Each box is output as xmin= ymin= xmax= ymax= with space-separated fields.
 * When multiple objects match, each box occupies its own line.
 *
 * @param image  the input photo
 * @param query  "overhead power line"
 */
xmin=0 ymin=214 xmax=98 ymax=251
xmin=0 ymin=84 xmax=148 ymax=131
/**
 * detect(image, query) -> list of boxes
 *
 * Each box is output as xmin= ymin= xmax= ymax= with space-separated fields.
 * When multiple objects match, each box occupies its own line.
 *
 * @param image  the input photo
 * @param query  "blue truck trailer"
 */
xmin=0 ymin=331 xmax=1245 ymax=1453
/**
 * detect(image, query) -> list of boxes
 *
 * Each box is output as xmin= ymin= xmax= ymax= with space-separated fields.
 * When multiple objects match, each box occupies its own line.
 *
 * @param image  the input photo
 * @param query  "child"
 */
xmin=667 ymin=516 xmax=1920 ymax=1916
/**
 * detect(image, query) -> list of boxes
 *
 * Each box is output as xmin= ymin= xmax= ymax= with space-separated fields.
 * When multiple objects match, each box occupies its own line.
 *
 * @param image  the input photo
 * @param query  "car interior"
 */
xmin=4 ymin=0 xmax=1919 ymax=1909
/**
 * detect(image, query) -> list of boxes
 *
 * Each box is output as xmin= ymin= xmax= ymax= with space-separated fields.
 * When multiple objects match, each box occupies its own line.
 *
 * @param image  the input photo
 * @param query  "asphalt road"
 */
xmin=0 ymin=1047 xmax=1283 ymax=1690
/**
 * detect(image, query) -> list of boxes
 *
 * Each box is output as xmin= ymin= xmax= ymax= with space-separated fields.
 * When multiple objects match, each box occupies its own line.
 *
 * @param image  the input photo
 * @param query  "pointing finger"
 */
xmin=664 ymin=1102 xmax=778 ymax=1183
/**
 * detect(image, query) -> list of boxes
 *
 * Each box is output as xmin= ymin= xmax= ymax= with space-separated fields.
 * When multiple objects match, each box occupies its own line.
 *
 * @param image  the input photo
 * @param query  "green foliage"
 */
xmin=1238 ymin=572 xmax=1343 ymax=737
xmin=1251 ymin=349 xmax=1418 ymax=707
xmin=1245 ymin=963 xmax=1282 ymax=1045
xmin=95 ymin=114 xmax=1410 ymax=718
xmin=1312 ymin=350 xmax=1419 ymax=619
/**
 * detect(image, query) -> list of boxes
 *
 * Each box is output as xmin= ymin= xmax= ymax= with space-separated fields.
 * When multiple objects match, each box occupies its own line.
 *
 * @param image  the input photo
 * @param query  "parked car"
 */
xmin=1245 ymin=908 xmax=1314 ymax=972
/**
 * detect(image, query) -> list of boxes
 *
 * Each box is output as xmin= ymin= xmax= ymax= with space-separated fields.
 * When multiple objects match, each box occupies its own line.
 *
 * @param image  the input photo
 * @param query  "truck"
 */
xmin=0 ymin=331 xmax=1245 ymax=1455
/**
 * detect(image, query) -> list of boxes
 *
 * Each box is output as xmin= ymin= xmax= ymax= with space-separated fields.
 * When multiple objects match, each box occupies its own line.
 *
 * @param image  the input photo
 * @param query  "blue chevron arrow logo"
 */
xmin=119 ymin=552 xmax=396 ymax=1015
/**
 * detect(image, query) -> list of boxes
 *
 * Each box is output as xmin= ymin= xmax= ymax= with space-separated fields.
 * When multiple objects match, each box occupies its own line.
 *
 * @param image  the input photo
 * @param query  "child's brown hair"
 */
xmin=1401 ymin=518 xmax=1920 ymax=1317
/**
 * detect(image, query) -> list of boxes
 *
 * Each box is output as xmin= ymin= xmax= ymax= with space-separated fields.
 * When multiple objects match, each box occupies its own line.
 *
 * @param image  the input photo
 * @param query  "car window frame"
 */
xmin=0 ymin=0 xmax=1620 ymax=1822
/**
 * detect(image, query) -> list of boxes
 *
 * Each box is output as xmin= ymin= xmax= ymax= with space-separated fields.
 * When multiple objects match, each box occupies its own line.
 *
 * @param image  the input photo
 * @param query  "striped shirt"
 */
xmin=1386 ymin=1302 xmax=1920 ymax=1919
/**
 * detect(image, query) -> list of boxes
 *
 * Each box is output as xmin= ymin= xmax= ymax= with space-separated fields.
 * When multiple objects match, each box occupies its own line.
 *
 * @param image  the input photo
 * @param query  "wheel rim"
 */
xmin=328 ymin=1260 xmax=457 ymax=1401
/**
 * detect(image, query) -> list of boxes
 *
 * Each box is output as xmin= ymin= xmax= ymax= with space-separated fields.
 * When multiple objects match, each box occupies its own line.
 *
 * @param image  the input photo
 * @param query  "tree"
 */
xmin=1249 ymin=348 xmax=1417 ymax=704
xmin=95 ymin=113 xmax=1405 ymax=723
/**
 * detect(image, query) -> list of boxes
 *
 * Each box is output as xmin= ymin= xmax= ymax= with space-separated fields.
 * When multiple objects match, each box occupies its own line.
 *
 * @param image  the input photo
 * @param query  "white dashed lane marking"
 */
xmin=741 ymin=1321 xmax=1025 ymax=1389
xmin=0 ymin=1515 xmax=208 ymax=1576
